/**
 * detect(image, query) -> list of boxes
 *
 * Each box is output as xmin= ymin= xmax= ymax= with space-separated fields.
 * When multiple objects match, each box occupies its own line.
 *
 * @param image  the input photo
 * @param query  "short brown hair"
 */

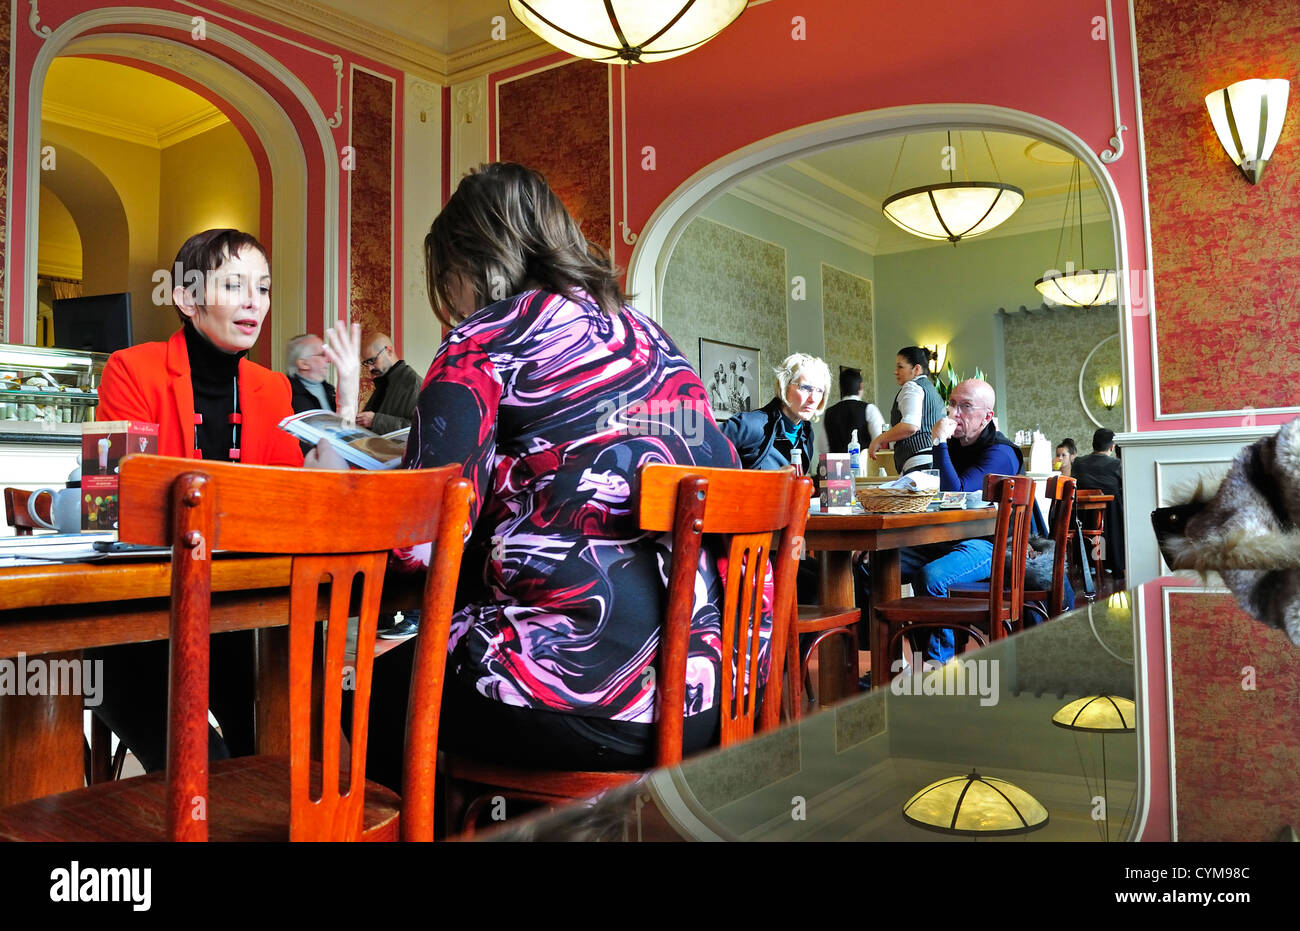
xmin=171 ymin=229 xmax=268 ymax=324
xmin=425 ymin=162 xmax=629 ymax=326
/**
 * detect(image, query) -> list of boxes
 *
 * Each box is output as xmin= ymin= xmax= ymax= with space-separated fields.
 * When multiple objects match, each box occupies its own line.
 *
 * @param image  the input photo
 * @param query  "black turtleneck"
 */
xmin=183 ymin=321 xmax=245 ymax=460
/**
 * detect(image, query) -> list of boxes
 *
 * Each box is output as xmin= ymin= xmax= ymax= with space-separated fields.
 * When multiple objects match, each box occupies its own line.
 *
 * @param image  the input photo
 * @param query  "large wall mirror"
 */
xmin=650 ymin=116 xmax=1125 ymax=452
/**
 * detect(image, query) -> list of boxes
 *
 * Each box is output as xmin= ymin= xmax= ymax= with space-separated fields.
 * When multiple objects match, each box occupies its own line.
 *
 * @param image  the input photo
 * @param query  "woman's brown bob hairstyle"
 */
xmin=425 ymin=162 xmax=629 ymax=326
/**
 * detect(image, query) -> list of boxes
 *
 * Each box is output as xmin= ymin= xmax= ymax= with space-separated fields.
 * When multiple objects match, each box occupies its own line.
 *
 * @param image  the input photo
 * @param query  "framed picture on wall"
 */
xmin=700 ymin=338 xmax=760 ymax=421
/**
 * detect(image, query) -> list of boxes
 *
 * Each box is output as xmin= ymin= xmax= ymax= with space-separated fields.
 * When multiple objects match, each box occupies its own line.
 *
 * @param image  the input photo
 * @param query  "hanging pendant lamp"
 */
xmin=882 ymin=131 xmax=1025 ymax=243
xmin=509 ymin=1 xmax=748 ymax=65
xmin=1035 ymin=159 xmax=1117 ymax=307
xmin=902 ymin=769 xmax=1049 ymax=837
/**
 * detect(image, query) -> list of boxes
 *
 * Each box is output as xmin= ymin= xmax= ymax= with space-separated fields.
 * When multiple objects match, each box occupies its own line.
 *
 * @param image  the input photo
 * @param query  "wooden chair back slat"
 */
xmin=637 ymin=465 xmax=810 ymax=767
xmin=4 ymin=487 xmax=47 ymax=535
xmin=1045 ymin=476 xmax=1076 ymax=616
xmin=981 ymin=474 xmax=1035 ymax=638
xmin=117 ymin=454 xmax=473 ymax=843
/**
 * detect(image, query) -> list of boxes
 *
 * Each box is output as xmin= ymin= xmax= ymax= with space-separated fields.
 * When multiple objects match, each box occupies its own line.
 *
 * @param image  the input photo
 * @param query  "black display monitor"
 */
xmin=53 ymin=292 xmax=133 ymax=354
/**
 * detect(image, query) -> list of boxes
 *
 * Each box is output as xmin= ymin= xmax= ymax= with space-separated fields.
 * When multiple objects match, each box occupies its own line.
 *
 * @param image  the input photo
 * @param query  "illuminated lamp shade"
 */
xmin=1052 ymin=695 xmax=1135 ymax=734
xmin=1098 ymin=383 xmax=1120 ymax=410
xmin=882 ymin=182 xmax=1024 ymax=243
xmin=1035 ymin=267 xmax=1117 ymax=308
xmin=508 ymin=0 xmax=747 ymax=64
xmin=902 ymin=769 xmax=1048 ymax=837
xmin=1205 ymin=79 xmax=1290 ymax=184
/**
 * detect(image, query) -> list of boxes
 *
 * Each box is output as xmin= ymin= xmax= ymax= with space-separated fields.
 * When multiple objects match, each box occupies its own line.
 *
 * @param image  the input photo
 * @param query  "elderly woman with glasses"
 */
xmin=720 ymin=352 xmax=831 ymax=473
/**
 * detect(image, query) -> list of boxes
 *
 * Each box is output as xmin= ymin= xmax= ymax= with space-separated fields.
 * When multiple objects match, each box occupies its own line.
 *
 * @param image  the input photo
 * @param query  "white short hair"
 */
xmin=773 ymin=352 xmax=831 ymax=420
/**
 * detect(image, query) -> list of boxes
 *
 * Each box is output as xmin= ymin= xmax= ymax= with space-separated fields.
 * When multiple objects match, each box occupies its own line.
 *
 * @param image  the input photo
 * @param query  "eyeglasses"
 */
xmin=947 ymin=401 xmax=990 ymax=414
xmin=795 ymin=383 xmax=825 ymax=398
xmin=361 ymin=347 xmax=389 ymax=368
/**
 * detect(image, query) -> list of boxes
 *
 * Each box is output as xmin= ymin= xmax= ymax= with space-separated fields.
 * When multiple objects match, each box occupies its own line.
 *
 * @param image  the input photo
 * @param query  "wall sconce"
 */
xmin=1205 ymin=79 xmax=1290 ymax=184
xmin=927 ymin=343 xmax=948 ymax=377
xmin=1099 ymin=383 xmax=1120 ymax=410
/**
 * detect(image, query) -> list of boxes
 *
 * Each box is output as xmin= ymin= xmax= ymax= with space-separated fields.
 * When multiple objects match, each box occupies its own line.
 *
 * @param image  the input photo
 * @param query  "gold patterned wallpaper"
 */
xmin=821 ymin=264 xmax=874 ymax=404
xmin=661 ymin=217 xmax=788 ymax=402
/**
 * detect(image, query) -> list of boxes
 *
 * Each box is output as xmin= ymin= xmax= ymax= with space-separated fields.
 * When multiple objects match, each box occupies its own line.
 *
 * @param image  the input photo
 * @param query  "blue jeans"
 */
xmin=899 ymin=539 xmax=994 ymax=663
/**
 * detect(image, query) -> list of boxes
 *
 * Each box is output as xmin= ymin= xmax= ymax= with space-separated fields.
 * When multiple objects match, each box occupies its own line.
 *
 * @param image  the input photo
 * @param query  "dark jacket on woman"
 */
xmin=720 ymin=396 xmax=814 ymax=471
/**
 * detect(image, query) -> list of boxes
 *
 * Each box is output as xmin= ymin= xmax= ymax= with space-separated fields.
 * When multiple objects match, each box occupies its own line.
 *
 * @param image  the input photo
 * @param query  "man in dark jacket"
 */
xmin=1071 ymin=428 xmax=1125 ymax=576
xmin=357 ymin=332 xmax=420 ymax=434
xmin=285 ymin=333 xmax=336 ymax=414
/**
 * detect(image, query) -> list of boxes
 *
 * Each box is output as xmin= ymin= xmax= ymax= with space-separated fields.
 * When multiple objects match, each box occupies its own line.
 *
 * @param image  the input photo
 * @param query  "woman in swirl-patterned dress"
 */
xmin=362 ymin=163 xmax=746 ymax=784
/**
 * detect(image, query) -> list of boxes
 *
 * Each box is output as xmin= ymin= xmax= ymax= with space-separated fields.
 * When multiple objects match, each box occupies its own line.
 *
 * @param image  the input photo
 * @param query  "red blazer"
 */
xmin=97 ymin=328 xmax=304 ymax=466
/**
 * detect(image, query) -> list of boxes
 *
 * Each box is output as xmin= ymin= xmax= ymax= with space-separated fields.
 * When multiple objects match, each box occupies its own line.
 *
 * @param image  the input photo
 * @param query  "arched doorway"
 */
xmin=18 ymin=8 xmax=340 ymax=368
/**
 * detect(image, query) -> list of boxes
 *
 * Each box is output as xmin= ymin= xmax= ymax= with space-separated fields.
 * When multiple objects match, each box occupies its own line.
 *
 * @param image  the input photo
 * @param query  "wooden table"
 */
xmin=0 ymin=555 xmax=421 ymax=807
xmin=803 ymin=507 xmax=998 ymax=693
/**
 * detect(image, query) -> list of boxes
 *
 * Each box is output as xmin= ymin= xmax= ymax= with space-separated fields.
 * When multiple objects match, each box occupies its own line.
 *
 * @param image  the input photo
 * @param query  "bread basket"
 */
xmin=855 ymin=486 xmax=938 ymax=513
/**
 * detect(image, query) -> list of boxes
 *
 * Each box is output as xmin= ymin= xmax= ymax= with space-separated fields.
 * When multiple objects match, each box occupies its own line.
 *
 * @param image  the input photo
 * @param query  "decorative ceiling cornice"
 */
xmin=223 ymin=0 xmax=548 ymax=84
xmin=42 ymin=98 xmax=229 ymax=148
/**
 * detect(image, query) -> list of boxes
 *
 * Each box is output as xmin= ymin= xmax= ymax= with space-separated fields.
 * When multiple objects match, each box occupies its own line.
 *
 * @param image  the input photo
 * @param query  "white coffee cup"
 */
xmin=29 ymin=487 xmax=82 ymax=534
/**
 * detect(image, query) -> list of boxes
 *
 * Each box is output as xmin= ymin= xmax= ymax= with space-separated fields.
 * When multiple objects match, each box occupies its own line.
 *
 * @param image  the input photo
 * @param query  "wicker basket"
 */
xmin=855 ymin=487 xmax=938 ymax=513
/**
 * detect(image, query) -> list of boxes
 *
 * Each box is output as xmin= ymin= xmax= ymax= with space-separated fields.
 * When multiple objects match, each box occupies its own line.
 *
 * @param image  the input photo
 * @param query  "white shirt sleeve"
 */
xmin=897 ymin=381 xmax=923 ymax=427
xmin=865 ymin=403 xmax=885 ymax=441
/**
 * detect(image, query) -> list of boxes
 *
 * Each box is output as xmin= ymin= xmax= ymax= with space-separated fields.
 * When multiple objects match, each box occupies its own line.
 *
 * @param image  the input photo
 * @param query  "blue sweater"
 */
xmin=932 ymin=422 xmax=1023 ymax=492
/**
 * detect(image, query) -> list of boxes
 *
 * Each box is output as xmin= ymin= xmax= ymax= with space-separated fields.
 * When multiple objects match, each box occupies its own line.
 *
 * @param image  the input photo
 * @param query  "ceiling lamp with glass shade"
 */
xmin=881 ymin=131 xmax=1025 ymax=244
xmin=1035 ymin=159 xmax=1117 ymax=307
xmin=902 ymin=769 xmax=1049 ymax=837
xmin=1205 ymin=78 xmax=1290 ymax=184
xmin=508 ymin=1 xmax=748 ymax=65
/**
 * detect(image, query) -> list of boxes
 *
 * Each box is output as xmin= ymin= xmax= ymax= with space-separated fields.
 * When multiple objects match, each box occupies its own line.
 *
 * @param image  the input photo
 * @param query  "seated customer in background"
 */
xmin=90 ymin=228 xmax=356 ymax=772
xmin=1071 ymin=427 xmax=1126 ymax=577
xmin=356 ymin=332 xmax=420 ymax=433
xmin=352 ymin=162 xmax=743 ymax=787
xmin=823 ymin=366 xmax=884 ymax=454
xmin=285 ymin=332 xmax=336 ymax=413
xmin=720 ymin=352 xmax=830 ymax=473
xmin=883 ymin=379 xmax=1023 ymax=665
xmin=1055 ymin=437 xmax=1077 ymax=477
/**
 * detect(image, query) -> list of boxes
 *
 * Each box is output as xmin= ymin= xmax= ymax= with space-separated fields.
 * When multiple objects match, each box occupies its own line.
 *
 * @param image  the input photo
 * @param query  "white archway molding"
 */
xmin=627 ymin=103 xmax=1136 ymax=434
xmin=22 ymin=8 xmax=340 ymax=366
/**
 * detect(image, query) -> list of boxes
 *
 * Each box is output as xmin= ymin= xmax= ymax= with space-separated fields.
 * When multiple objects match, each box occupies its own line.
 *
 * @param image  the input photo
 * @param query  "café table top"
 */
xmin=483 ymin=572 xmax=1300 ymax=843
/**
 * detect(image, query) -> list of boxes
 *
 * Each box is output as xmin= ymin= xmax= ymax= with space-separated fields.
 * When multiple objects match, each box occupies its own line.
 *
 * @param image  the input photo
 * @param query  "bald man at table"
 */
xmin=861 ymin=379 xmax=1023 ymax=667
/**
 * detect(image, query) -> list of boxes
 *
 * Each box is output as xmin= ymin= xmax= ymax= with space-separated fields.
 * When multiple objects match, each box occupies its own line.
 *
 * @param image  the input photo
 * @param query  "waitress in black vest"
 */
xmin=867 ymin=346 xmax=945 ymax=475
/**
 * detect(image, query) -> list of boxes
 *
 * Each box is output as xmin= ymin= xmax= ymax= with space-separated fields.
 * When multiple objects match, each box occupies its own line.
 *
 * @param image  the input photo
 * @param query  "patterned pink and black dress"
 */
xmin=396 ymin=290 xmax=750 ymax=738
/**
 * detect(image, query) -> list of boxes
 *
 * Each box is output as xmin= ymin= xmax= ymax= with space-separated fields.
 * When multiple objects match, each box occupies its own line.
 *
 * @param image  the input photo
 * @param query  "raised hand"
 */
xmin=323 ymin=319 xmax=361 ymax=424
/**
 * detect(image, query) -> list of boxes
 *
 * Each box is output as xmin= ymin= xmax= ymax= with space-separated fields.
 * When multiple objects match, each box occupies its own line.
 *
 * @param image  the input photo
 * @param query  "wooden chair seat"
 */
xmin=0 ymin=756 xmax=401 ymax=842
xmin=445 ymin=465 xmax=811 ymax=835
xmin=874 ymin=594 xmax=1017 ymax=624
xmin=787 ymin=604 xmax=860 ymax=716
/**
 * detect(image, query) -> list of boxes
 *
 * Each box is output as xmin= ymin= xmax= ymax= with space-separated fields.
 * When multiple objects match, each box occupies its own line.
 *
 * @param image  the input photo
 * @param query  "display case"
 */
xmin=0 ymin=343 xmax=106 ymax=427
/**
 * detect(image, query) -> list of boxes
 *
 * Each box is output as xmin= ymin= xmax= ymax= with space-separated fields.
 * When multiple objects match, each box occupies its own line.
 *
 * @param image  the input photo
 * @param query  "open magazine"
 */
xmin=278 ymin=410 xmax=409 ymax=470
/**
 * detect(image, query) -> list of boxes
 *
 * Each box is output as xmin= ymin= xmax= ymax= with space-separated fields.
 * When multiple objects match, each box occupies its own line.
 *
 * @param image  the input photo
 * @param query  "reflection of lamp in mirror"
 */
xmin=1052 ymin=695 xmax=1136 ymax=841
xmin=1099 ymin=383 xmax=1120 ymax=410
xmin=508 ymin=1 xmax=748 ymax=64
xmin=1035 ymin=159 xmax=1116 ymax=307
xmin=1205 ymin=79 xmax=1290 ymax=184
xmin=902 ymin=769 xmax=1048 ymax=838
xmin=882 ymin=132 xmax=1024 ymax=243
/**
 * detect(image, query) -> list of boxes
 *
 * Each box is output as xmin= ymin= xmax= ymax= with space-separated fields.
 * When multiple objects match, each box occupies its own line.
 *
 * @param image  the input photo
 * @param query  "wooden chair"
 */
xmin=3 ymin=487 xmax=47 ymax=535
xmin=4 ymin=486 xmax=128 ymax=785
xmin=788 ymin=603 xmax=861 ymax=716
xmin=0 ymin=454 xmax=473 ymax=842
xmin=1068 ymin=488 xmax=1109 ymax=582
xmin=948 ymin=475 xmax=1076 ymax=623
xmin=442 ymin=464 xmax=811 ymax=834
xmin=872 ymin=474 xmax=1035 ymax=685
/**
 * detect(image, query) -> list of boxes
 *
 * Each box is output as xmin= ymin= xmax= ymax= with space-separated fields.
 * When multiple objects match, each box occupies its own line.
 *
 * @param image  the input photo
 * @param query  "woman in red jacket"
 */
xmin=91 ymin=228 xmax=356 ymax=771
